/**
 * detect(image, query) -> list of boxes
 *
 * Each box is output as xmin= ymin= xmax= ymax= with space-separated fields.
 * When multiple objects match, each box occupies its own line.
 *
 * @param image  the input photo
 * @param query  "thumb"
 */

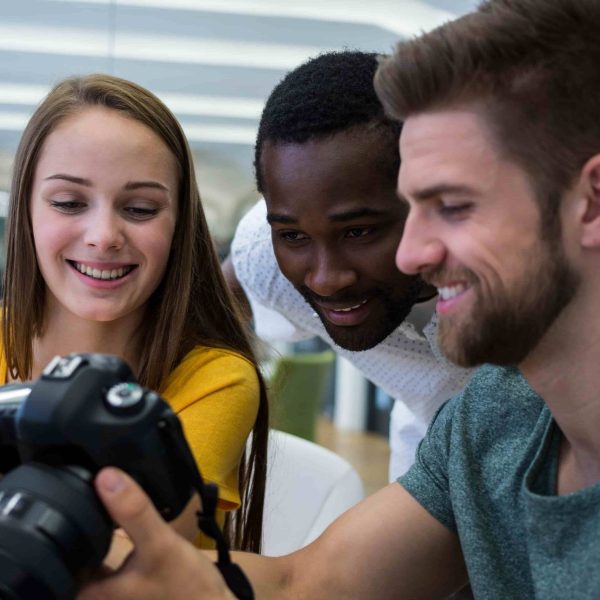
xmin=94 ymin=467 xmax=172 ymax=556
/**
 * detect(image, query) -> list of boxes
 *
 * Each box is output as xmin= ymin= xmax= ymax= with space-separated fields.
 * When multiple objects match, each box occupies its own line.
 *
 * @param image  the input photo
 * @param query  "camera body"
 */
xmin=0 ymin=353 xmax=200 ymax=600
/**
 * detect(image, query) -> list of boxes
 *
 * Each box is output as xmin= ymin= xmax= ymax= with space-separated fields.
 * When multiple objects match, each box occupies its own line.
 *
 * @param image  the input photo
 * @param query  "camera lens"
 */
xmin=0 ymin=550 xmax=55 ymax=599
xmin=0 ymin=463 xmax=113 ymax=600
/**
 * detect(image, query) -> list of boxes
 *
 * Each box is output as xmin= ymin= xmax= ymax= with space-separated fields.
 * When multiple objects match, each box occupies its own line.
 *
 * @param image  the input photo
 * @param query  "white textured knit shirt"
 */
xmin=231 ymin=200 xmax=473 ymax=477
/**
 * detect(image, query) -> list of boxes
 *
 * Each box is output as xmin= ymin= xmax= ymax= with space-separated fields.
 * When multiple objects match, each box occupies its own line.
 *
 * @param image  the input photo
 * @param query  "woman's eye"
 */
xmin=123 ymin=206 xmax=159 ymax=220
xmin=49 ymin=200 xmax=86 ymax=213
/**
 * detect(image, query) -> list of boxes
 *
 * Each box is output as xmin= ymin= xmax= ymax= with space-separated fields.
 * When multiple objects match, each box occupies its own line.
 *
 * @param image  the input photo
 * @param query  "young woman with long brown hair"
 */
xmin=2 ymin=73 xmax=268 ymax=554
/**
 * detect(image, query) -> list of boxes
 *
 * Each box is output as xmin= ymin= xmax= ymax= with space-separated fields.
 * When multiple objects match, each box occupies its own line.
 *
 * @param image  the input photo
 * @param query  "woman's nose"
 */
xmin=83 ymin=210 xmax=125 ymax=252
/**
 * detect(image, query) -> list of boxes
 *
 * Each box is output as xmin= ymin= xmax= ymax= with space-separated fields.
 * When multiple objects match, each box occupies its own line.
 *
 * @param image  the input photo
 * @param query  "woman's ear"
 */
xmin=580 ymin=155 xmax=600 ymax=249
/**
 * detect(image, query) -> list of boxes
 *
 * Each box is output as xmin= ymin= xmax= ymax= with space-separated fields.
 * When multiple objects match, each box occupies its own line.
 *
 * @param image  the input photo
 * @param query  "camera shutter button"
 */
xmin=105 ymin=383 xmax=145 ymax=415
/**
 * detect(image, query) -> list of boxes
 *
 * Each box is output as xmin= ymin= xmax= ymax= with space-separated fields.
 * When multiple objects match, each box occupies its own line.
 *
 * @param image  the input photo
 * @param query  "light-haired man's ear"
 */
xmin=579 ymin=155 xmax=600 ymax=249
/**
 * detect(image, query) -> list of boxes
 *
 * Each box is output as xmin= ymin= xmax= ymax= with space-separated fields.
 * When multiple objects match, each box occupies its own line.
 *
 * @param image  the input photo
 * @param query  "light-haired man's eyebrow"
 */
xmin=124 ymin=181 xmax=169 ymax=192
xmin=44 ymin=174 xmax=92 ymax=186
xmin=411 ymin=183 xmax=476 ymax=202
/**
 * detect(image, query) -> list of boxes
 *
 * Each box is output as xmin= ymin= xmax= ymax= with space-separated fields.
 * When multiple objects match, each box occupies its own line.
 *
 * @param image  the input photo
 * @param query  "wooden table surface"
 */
xmin=315 ymin=417 xmax=390 ymax=497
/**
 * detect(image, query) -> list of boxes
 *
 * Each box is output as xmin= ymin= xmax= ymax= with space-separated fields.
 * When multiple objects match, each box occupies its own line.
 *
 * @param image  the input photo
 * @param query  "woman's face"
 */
xmin=29 ymin=106 xmax=179 ymax=326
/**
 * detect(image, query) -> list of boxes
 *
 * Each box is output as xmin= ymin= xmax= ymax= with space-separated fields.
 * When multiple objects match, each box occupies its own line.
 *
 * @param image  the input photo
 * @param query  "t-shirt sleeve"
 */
xmin=163 ymin=349 xmax=260 ymax=509
xmin=398 ymin=396 xmax=458 ymax=533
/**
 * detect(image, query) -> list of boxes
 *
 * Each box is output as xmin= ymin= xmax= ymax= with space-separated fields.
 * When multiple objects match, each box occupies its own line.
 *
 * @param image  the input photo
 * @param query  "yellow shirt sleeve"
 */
xmin=0 ymin=348 xmax=6 ymax=384
xmin=161 ymin=346 xmax=260 ymax=510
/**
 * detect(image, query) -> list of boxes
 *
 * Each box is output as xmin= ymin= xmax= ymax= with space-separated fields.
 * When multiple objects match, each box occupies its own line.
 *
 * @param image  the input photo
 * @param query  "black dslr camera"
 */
xmin=0 ymin=353 xmax=253 ymax=600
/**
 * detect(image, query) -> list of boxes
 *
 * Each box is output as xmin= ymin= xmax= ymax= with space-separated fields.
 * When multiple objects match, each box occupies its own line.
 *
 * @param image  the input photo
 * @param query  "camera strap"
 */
xmin=194 ymin=482 xmax=255 ymax=600
xmin=168 ymin=426 xmax=254 ymax=600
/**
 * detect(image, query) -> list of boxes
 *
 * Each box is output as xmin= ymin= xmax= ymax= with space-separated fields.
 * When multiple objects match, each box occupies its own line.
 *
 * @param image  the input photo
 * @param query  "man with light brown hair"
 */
xmin=79 ymin=1 xmax=600 ymax=598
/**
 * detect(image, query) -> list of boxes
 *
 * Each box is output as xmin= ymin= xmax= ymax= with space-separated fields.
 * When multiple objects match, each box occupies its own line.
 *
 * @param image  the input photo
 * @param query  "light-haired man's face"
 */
xmin=395 ymin=109 xmax=578 ymax=367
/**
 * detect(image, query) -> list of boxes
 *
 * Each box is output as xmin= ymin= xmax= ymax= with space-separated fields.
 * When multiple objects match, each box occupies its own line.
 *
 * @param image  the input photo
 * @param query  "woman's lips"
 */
xmin=67 ymin=260 xmax=138 ymax=289
xmin=71 ymin=260 xmax=136 ymax=281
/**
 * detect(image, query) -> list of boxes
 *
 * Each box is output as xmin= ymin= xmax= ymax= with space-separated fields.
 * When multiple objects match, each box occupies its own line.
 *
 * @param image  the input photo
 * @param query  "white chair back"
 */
xmin=261 ymin=429 xmax=365 ymax=556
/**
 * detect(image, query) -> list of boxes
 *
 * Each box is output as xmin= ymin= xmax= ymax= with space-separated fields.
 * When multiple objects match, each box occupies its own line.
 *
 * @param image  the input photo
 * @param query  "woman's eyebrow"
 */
xmin=44 ymin=173 xmax=92 ymax=186
xmin=43 ymin=175 xmax=169 ymax=193
xmin=124 ymin=180 xmax=169 ymax=192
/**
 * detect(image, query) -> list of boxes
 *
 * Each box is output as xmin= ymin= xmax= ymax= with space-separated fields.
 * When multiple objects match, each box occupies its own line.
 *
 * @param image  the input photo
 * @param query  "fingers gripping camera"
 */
xmin=0 ymin=353 xmax=253 ymax=600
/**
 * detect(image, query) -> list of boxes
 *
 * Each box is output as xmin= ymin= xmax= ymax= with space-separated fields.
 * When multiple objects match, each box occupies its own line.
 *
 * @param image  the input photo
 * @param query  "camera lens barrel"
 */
xmin=0 ymin=463 xmax=113 ymax=600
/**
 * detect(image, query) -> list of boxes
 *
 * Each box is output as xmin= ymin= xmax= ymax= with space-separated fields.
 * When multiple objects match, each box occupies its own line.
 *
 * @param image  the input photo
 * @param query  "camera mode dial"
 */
xmin=105 ymin=383 xmax=145 ymax=415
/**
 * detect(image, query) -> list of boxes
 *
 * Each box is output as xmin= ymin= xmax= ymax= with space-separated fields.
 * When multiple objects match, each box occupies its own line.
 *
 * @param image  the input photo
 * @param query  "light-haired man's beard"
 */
xmin=435 ymin=241 xmax=580 ymax=368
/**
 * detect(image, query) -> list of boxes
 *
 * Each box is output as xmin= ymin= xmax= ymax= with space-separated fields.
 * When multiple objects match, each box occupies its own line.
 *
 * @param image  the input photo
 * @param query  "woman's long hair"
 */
xmin=3 ymin=74 xmax=268 ymax=552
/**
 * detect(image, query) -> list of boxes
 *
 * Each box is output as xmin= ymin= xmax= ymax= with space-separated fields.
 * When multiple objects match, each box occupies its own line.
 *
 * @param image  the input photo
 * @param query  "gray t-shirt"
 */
xmin=400 ymin=365 xmax=600 ymax=599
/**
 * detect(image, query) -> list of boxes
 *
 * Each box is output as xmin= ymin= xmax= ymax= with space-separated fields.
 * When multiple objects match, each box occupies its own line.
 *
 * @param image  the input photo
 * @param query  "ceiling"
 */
xmin=0 ymin=0 xmax=478 ymax=239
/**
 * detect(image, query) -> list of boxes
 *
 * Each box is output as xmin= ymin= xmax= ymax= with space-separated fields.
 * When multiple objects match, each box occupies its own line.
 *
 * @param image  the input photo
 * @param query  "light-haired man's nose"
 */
xmin=84 ymin=208 xmax=125 ymax=252
xmin=395 ymin=212 xmax=445 ymax=275
xmin=304 ymin=249 xmax=357 ymax=297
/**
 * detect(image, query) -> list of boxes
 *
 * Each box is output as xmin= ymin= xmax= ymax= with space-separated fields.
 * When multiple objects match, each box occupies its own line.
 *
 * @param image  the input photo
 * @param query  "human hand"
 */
xmin=77 ymin=467 xmax=235 ymax=600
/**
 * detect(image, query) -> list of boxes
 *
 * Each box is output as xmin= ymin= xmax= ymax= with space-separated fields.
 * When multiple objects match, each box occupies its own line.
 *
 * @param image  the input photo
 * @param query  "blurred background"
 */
xmin=0 ymin=0 xmax=478 ymax=493
xmin=0 ymin=0 xmax=478 ymax=256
